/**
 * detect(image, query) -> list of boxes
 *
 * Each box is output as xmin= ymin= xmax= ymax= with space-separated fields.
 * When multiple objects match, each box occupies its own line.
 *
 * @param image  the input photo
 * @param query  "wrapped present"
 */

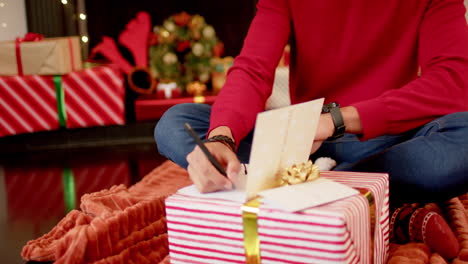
xmin=166 ymin=171 xmax=389 ymax=264
xmin=166 ymin=99 xmax=389 ymax=263
xmin=0 ymin=65 xmax=125 ymax=137
xmin=0 ymin=34 xmax=82 ymax=76
xmin=134 ymin=95 xmax=216 ymax=121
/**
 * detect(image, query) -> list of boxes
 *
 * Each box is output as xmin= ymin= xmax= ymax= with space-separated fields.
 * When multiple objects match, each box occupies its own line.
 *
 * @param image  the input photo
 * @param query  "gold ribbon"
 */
xmin=242 ymin=198 xmax=261 ymax=264
xmin=357 ymin=188 xmax=376 ymax=261
xmin=241 ymin=161 xmax=319 ymax=263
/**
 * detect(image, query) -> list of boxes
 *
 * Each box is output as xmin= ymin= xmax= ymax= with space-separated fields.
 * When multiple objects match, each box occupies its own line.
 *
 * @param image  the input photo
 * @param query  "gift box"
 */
xmin=165 ymin=171 xmax=389 ymax=264
xmin=0 ymin=35 xmax=82 ymax=76
xmin=134 ymin=95 xmax=217 ymax=121
xmin=0 ymin=65 xmax=125 ymax=137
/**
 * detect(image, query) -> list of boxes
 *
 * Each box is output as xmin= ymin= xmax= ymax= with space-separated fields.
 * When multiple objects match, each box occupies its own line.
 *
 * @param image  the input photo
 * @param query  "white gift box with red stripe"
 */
xmin=0 ymin=65 xmax=125 ymax=137
xmin=165 ymin=171 xmax=389 ymax=264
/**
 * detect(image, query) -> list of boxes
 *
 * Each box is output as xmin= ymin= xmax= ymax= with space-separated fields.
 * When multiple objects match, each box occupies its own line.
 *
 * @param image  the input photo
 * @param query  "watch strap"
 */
xmin=329 ymin=106 xmax=345 ymax=139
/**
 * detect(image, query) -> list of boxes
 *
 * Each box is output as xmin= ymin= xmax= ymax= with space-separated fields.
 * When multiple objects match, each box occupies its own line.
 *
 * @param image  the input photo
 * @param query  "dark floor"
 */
xmin=0 ymin=122 xmax=168 ymax=264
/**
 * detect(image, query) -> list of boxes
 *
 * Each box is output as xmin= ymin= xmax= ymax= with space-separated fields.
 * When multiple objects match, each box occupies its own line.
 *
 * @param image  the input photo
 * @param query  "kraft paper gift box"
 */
xmin=0 ymin=35 xmax=82 ymax=76
xmin=165 ymin=99 xmax=390 ymax=263
xmin=0 ymin=65 xmax=125 ymax=137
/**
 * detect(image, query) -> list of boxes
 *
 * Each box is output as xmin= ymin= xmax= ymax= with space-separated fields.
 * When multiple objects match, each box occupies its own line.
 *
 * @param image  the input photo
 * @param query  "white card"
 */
xmin=259 ymin=178 xmax=359 ymax=212
xmin=178 ymin=98 xmax=330 ymax=209
xmin=177 ymin=184 xmax=247 ymax=203
xmin=245 ymin=98 xmax=324 ymax=200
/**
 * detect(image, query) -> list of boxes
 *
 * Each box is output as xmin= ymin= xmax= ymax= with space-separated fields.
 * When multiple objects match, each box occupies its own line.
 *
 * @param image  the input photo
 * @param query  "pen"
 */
xmin=184 ymin=122 xmax=228 ymax=177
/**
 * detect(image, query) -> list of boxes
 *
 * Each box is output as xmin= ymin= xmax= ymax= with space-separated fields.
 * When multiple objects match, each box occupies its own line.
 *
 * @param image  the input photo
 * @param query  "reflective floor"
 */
xmin=0 ymin=141 xmax=166 ymax=263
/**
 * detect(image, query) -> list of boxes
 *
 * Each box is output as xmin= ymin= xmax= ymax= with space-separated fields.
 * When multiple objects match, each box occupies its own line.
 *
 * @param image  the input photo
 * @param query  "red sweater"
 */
xmin=210 ymin=0 xmax=468 ymax=143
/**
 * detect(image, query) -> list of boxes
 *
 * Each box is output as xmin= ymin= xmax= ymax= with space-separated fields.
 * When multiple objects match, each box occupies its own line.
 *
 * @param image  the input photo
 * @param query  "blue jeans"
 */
xmin=155 ymin=103 xmax=468 ymax=204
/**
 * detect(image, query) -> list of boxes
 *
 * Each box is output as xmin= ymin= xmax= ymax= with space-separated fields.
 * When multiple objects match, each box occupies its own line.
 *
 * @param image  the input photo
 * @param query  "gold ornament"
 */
xmin=192 ymin=42 xmax=204 ymax=57
xmin=186 ymin=81 xmax=207 ymax=96
xmin=158 ymin=29 xmax=174 ymax=43
xmin=276 ymin=160 xmax=320 ymax=186
xmin=210 ymin=56 xmax=234 ymax=93
xmin=189 ymin=15 xmax=205 ymax=31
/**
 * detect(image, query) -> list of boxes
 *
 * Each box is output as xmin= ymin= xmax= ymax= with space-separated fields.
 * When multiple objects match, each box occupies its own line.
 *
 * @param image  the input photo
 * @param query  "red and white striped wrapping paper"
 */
xmin=0 ymin=65 xmax=125 ymax=137
xmin=165 ymin=171 xmax=389 ymax=264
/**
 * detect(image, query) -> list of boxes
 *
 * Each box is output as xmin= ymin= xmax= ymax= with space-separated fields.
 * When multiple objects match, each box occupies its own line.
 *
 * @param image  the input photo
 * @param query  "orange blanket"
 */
xmin=21 ymin=160 xmax=468 ymax=263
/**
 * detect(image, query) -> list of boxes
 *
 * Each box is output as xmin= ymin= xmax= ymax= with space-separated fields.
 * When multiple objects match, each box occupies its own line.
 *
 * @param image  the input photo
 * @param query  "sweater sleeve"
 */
xmin=352 ymin=0 xmax=468 ymax=140
xmin=209 ymin=0 xmax=291 ymax=145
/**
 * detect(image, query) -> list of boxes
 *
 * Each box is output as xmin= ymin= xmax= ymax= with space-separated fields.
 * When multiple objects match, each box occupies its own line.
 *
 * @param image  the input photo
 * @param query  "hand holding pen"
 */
xmin=184 ymin=123 xmax=241 ymax=193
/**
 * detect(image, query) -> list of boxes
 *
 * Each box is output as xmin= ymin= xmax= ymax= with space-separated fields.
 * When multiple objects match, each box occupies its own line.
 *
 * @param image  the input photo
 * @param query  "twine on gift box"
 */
xmin=15 ymin=33 xmax=44 ymax=76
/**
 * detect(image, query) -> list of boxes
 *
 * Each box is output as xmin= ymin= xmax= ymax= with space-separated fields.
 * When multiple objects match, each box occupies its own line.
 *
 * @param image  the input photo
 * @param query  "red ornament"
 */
xmin=212 ymin=42 xmax=224 ymax=57
xmin=174 ymin=11 xmax=191 ymax=26
xmin=176 ymin=40 xmax=191 ymax=52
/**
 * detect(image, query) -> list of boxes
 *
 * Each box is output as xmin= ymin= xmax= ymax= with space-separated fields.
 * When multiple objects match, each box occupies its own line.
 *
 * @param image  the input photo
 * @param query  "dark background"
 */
xmin=26 ymin=0 xmax=258 ymax=58
xmin=85 ymin=0 xmax=257 ymax=58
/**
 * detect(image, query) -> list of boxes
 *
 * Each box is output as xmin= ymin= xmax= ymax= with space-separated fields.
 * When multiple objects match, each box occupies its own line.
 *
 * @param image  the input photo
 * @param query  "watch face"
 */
xmin=322 ymin=102 xmax=340 ymax=113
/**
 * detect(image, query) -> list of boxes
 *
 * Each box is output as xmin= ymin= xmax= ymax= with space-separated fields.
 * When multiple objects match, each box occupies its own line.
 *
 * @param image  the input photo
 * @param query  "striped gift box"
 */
xmin=165 ymin=171 xmax=389 ymax=264
xmin=0 ymin=66 xmax=125 ymax=137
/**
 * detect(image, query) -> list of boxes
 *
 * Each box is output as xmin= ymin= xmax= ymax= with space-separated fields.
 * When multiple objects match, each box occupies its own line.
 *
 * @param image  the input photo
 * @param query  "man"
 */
xmin=155 ymin=0 xmax=468 ymax=204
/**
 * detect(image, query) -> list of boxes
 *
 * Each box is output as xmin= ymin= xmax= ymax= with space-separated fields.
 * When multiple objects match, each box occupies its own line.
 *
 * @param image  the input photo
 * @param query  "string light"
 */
xmin=81 ymin=36 xmax=88 ymax=43
xmin=1 ymin=22 xmax=7 ymax=28
xmin=0 ymin=3 xmax=5 ymax=8
xmin=79 ymin=13 xmax=86 ymax=20
xmin=61 ymin=0 xmax=68 ymax=5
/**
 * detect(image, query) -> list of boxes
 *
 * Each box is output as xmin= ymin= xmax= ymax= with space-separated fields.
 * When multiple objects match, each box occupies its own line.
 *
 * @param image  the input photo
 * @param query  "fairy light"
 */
xmin=79 ymin=13 xmax=86 ymax=20
xmin=81 ymin=35 xmax=88 ymax=43
xmin=0 ymin=3 xmax=5 ymax=29
xmin=61 ymin=0 xmax=68 ymax=5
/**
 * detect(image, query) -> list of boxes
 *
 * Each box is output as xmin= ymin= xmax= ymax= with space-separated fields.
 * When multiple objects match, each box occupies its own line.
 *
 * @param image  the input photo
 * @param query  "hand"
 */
xmin=186 ymin=141 xmax=241 ymax=193
xmin=310 ymin=106 xmax=363 ymax=155
xmin=310 ymin=113 xmax=335 ymax=154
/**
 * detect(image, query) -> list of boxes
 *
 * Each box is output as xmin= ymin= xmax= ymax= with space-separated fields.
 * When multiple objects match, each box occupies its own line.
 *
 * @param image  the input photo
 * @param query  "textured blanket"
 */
xmin=21 ymin=160 xmax=468 ymax=263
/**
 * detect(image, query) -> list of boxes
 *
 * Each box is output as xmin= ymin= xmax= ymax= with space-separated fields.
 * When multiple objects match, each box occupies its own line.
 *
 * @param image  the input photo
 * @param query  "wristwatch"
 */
xmin=322 ymin=102 xmax=346 ymax=140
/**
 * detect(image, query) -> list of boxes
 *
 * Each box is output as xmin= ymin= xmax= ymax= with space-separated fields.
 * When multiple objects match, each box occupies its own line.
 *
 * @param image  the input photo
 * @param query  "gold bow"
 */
xmin=276 ymin=160 xmax=320 ymax=186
